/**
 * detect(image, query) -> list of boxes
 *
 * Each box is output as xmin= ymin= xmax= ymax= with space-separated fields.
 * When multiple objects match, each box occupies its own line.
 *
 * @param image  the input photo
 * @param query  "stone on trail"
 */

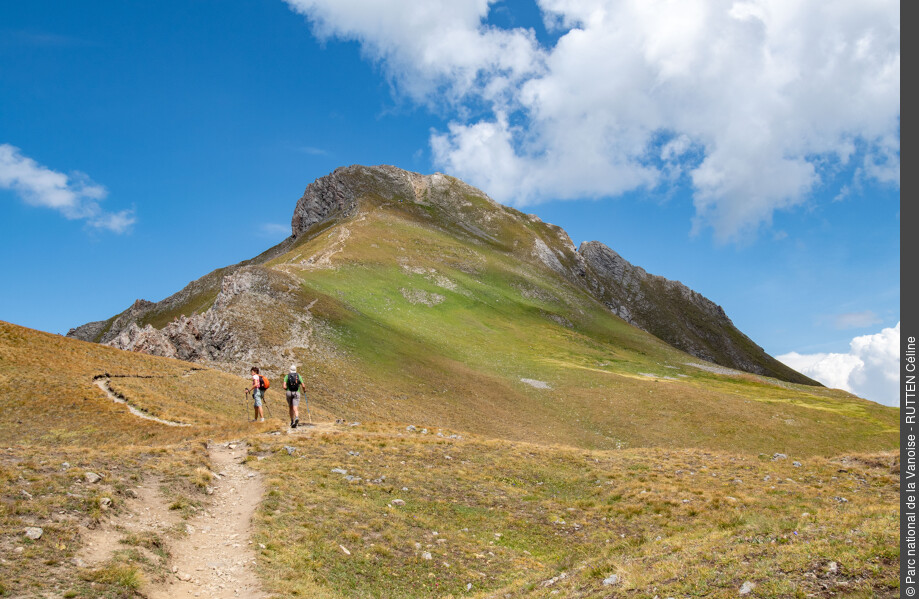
xmin=24 ymin=527 xmax=43 ymax=540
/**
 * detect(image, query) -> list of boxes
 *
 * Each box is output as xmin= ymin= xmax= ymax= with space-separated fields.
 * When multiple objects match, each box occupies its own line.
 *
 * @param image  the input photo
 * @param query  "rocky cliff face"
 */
xmin=101 ymin=267 xmax=316 ymax=369
xmin=69 ymin=164 xmax=816 ymax=385
xmin=576 ymin=241 xmax=814 ymax=384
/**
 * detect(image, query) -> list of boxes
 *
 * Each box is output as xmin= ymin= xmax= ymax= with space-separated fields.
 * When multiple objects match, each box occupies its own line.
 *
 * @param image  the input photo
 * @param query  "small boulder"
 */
xmin=422 ymin=552 xmax=433 ymax=560
xmin=602 ymin=574 xmax=620 ymax=586
xmin=284 ymin=446 xmax=297 ymax=455
xmin=24 ymin=527 xmax=43 ymax=540
xmin=84 ymin=472 xmax=102 ymax=484
xmin=330 ymin=468 xmax=347 ymax=475
xmin=771 ymin=453 xmax=787 ymax=461
xmin=391 ymin=499 xmax=406 ymax=506
xmin=739 ymin=581 xmax=755 ymax=595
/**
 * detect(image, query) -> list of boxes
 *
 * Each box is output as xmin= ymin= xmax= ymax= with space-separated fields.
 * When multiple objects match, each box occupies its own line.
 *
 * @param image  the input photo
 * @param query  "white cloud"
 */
xmin=285 ymin=0 xmax=899 ymax=241
xmin=259 ymin=223 xmax=291 ymax=238
xmin=778 ymin=322 xmax=899 ymax=406
xmin=831 ymin=310 xmax=882 ymax=330
xmin=283 ymin=0 xmax=544 ymax=104
xmin=0 ymin=143 xmax=135 ymax=233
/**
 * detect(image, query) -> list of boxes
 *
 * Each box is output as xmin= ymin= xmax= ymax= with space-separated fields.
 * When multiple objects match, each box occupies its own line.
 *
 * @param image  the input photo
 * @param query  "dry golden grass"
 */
xmin=0 ymin=319 xmax=901 ymax=597
xmin=249 ymin=425 xmax=899 ymax=598
xmin=0 ymin=321 xmax=280 ymax=597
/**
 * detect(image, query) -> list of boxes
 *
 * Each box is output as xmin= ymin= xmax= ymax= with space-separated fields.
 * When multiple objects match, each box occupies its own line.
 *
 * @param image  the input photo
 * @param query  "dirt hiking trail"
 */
xmin=77 ymin=421 xmax=341 ymax=598
xmin=148 ymin=441 xmax=267 ymax=599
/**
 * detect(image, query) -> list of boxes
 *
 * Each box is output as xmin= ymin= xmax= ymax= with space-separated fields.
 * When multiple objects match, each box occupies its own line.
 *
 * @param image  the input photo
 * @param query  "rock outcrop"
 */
xmin=98 ymin=267 xmax=315 ymax=370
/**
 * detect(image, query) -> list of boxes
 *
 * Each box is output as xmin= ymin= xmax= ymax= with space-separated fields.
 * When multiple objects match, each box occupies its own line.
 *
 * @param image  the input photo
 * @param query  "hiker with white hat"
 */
xmin=283 ymin=365 xmax=305 ymax=428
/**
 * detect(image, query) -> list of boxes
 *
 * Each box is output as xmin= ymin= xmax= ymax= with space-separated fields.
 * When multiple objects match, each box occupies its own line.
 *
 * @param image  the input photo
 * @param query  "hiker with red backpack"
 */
xmin=246 ymin=366 xmax=269 ymax=422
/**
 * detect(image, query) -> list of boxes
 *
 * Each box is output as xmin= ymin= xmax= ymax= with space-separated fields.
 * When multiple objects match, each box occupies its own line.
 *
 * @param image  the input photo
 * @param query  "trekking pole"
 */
xmin=306 ymin=396 xmax=312 ymax=425
xmin=243 ymin=390 xmax=251 ymax=422
xmin=263 ymin=395 xmax=273 ymax=419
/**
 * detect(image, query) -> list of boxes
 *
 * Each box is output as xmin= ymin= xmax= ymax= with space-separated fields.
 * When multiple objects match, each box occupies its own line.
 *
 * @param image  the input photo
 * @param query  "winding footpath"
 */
xmin=84 ymin=376 xmax=270 ymax=597
xmin=94 ymin=376 xmax=190 ymax=427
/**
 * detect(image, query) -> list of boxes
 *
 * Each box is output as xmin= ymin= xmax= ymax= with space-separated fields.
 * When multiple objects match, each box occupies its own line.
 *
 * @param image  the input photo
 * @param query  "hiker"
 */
xmin=283 ymin=365 xmax=304 ymax=428
xmin=246 ymin=366 xmax=266 ymax=422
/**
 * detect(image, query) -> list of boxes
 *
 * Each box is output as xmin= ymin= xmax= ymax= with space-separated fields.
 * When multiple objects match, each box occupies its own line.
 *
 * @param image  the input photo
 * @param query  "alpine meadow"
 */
xmin=0 ymin=165 xmax=899 ymax=598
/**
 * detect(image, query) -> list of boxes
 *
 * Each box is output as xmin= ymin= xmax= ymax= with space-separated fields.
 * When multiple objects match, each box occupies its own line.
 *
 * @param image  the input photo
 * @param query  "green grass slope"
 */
xmin=62 ymin=166 xmax=897 ymax=457
xmin=254 ymin=196 xmax=897 ymax=456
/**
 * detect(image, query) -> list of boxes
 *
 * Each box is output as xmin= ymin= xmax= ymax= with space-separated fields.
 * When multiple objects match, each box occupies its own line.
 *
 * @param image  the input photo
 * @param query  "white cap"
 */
xmin=290 ymin=365 xmax=297 ymax=372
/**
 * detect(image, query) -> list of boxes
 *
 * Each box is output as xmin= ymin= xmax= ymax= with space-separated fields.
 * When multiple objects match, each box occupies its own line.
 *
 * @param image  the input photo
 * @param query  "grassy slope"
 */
xmin=250 ymin=425 xmax=898 ymax=599
xmin=0 ymin=321 xmax=900 ymax=598
xmin=0 ymin=321 xmax=290 ymax=597
xmin=263 ymin=199 xmax=897 ymax=456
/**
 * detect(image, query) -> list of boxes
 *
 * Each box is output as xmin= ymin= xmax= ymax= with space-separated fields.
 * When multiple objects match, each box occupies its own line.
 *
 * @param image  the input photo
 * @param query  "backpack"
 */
xmin=259 ymin=375 xmax=270 ymax=390
xmin=287 ymin=374 xmax=301 ymax=392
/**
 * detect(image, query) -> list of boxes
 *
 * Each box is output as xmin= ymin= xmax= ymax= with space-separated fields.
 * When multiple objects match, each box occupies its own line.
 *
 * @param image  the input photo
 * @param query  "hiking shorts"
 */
xmin=286 ymin=391 xmax=300 ymax=407
xmin=252 ymin=388 xmax=264 ymax=407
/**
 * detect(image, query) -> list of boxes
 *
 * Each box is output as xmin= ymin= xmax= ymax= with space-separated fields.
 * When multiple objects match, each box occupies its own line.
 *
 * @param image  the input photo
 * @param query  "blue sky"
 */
xmin=0 ymin=0 xmax=900 ymax=404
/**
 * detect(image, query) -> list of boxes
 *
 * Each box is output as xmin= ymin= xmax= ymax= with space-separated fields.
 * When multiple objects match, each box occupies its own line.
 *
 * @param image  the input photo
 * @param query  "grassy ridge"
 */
xmin=262 ymin=202 xmax=898 ymax=456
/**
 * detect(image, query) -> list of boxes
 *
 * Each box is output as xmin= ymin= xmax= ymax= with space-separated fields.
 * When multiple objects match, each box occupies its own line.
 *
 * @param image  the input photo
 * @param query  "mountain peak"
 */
xmin=71 ymin=164 xmax=816 ymax=386
xmin=291 ymin=164 xmax=499 ymax=238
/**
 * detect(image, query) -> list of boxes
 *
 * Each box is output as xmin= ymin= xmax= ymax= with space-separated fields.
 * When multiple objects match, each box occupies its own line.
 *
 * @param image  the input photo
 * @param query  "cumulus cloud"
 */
xmin=284 ymin=0 xmax=544 ymax=104
xmin=0 ymin=143 xmax=135 ymax=233
xmin=285 ymin=0 xmax=899 ymax=241
xmin=778 ymin=322 xmax=899 ymax=406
